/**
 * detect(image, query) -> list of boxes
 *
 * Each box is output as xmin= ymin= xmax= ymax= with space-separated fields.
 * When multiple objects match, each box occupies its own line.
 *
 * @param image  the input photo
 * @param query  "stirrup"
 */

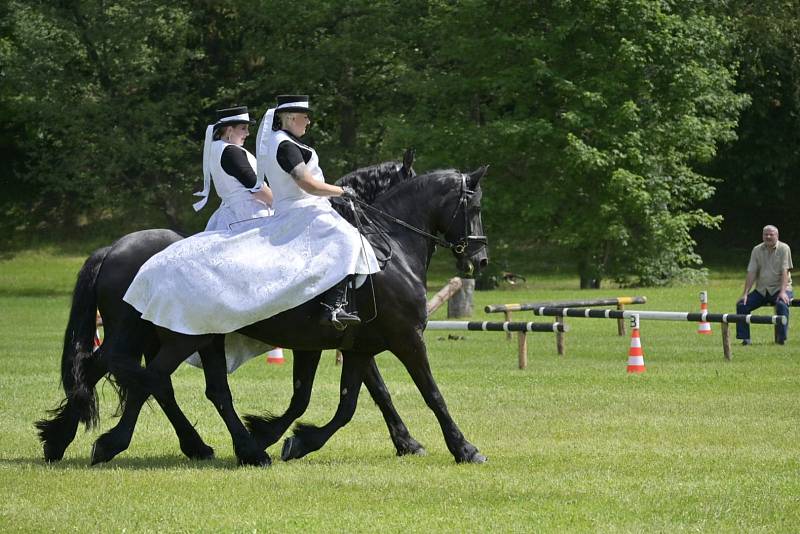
xmin=320 ymin=305 xmax=360 ymax=331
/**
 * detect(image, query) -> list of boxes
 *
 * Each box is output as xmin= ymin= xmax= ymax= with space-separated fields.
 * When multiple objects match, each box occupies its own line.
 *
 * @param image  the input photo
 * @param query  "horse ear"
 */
xmin=467 ymin=165 xmax=489 ymax=189
xmin=403 ymin=148 xmax=415 ymax=174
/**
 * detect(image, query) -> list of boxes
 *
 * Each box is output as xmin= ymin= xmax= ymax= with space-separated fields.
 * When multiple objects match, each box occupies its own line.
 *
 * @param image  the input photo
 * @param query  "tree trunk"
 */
xmin=447 ymin=278 xmax=475 ymax=318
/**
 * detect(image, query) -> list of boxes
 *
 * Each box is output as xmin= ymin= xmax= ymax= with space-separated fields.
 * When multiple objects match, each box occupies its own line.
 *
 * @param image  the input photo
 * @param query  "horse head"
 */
xmin=441 ymin=166 xmax=489 ymax=276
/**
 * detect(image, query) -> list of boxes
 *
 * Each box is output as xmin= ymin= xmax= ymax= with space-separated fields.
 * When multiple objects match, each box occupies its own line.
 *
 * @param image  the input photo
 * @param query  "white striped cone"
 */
xmin=266 ymin=347 xmax=285 ymax=364
xmin=697 ymin=292 xmax=712 ymax=334
xmin=627 ymin=314 xmax=645 ymax=373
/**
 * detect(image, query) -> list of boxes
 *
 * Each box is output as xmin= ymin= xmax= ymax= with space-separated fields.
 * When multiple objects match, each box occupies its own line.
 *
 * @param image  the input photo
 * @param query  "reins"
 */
xmin=346 ymin=174 xmax=487 ymax=256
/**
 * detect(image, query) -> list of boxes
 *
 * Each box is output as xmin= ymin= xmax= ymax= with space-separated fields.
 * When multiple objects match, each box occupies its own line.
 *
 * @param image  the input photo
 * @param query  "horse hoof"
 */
xmin=457 ymin=450 xmax=487 ymax=464
xmin=281 ymin=436 xmax=302 ymax=461
xmin=43 ymin=442 xmax=65 ymax=463
xmin=396 ymin=442 xmax=427 ymax=457
xmin=90 ymin=441 xmax=110 ymax=466
xmin=183 ymin=442 xmax=215 ymax=461
xmin=238 ymin=451 xmax=272 ymax=467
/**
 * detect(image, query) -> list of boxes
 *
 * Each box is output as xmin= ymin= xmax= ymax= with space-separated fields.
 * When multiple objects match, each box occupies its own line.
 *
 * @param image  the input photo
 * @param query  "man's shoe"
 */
xmin=776 ymin=339 xmax=785 ymax=345
xmin=741 ymin=339 xmax=752 ymax=346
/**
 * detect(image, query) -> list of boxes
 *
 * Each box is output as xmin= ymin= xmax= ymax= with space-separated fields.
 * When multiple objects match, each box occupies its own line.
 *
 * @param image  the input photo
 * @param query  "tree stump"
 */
xmin=447 ymin=278 xmax=475 ymax=318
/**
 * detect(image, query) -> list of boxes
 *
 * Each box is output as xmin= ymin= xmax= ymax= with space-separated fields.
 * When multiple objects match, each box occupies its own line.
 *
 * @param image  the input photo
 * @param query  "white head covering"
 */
xmin=255 ymin=107 xmax=276 ymax=188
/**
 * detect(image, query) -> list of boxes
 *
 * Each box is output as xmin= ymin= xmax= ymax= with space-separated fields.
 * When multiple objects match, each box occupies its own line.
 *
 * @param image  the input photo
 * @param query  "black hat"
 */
xmin=275 ymin=95 xmax=311 ymax=114
xmin=214 ymin=106 xmax=256 ymax=129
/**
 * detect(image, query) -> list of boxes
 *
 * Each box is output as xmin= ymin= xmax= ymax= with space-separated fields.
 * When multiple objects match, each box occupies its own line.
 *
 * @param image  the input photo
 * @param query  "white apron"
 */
xmin=123 ymin=130 xmax=380 ymax=354
xmin=204 ymin=142 xmax=272 ymax=232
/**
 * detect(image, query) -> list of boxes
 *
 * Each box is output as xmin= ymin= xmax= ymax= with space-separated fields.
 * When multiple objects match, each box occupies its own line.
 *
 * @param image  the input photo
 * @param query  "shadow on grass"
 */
xmin=0 ymin=288 xmax=73 ymax=298
xmin=0 ymin=454 xmax=249 ymax=471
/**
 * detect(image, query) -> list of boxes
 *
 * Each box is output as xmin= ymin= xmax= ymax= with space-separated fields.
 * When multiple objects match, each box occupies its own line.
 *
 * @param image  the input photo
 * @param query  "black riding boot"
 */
xmin=320 ymin=278 xmax=360 ymax=331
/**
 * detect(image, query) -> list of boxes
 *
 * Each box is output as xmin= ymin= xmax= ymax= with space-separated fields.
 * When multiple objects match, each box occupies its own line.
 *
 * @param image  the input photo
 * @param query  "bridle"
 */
xmin=346 ymin=173 xmax=487 ymax=257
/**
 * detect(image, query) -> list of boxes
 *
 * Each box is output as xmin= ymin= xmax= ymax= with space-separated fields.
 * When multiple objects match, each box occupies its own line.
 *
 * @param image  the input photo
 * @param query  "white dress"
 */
xmin=188 ymin=141 xmax=275 ymax=372
xmin=123 ymin=130 xmax=380 ymax=347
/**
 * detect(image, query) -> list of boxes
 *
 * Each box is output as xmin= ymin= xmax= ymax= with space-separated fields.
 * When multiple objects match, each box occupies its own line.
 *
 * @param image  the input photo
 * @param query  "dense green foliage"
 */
xmin=1 ymin=1 xmax=797 ymax=284
xmin=2 ymin=251 xmax=799 ymax=531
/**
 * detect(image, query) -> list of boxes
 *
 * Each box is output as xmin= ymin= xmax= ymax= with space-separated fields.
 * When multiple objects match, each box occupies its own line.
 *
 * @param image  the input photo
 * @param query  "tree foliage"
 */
xmin=1 ymin=1 xmax=790 ymax=287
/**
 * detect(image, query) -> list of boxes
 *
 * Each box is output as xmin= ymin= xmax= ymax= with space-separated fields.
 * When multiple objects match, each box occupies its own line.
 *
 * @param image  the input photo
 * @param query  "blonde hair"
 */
xmin=277 ymin=112 xmax=298 ymax=129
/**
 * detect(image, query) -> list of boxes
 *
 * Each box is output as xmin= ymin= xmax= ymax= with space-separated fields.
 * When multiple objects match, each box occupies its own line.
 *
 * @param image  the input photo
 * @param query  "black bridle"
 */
xmin=346 ymin=174 xmax=487 ymax=257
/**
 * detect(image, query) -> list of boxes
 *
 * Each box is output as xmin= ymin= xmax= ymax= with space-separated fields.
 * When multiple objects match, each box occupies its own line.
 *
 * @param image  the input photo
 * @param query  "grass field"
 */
xmin=1 ymin=250 xmax=799 ymax=532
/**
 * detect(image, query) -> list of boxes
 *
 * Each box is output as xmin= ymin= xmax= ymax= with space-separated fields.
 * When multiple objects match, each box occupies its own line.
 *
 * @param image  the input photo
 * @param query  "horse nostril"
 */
xmin=479 ymin=258 xmax=488 ymax=269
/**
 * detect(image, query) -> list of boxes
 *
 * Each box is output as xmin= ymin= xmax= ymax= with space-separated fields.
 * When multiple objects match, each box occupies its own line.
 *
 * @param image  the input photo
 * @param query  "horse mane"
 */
xmin=335 ymin=161 xmax=414 ymax=204
xmin=372 ymin=168 xmax=462 ymax=204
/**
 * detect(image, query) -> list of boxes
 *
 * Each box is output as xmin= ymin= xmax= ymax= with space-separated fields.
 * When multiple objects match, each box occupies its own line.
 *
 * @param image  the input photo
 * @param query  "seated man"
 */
xmin=736 ymin=225 xmax=793 ymax=345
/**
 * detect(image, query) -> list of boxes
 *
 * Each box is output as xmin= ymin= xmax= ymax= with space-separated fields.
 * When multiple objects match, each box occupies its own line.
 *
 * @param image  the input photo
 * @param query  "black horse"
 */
xmin=39 ymin=164 xmax=489 ymax=466
xmin=36 ymin=155 xmax=424 ymax=464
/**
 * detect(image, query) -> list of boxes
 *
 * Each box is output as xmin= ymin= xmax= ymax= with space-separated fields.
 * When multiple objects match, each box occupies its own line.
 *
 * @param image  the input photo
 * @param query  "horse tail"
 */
xmin=59 ymin=245 xmax=111 ymax=429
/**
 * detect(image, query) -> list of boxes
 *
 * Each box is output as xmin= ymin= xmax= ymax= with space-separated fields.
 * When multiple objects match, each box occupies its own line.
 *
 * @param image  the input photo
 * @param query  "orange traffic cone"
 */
xmin=697 ymin=291 xmax=712 ymax=334
xmin=627 ymin=314 xmax=646 ymax=373
xmin=266 ymin=347 xmax=285 ymax=364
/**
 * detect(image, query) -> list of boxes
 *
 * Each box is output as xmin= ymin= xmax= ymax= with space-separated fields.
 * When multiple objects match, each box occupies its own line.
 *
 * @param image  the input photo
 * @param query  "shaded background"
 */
xmin=1 ymin=0 xmax=797 ymax=286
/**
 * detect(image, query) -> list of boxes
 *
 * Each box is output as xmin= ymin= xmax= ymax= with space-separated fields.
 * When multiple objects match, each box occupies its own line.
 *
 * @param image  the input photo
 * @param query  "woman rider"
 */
xmin=123 ymin=95 xmax=379 ymax=338
xmin=193 ymin=106 xmax=273 ymax=231
xmin=259 ymin=94 xmax=368 ymax=328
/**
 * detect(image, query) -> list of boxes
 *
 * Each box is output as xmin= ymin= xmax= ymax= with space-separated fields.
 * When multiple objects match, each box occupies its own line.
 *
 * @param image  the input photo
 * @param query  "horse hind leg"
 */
xmin=143 ymin=345 xmax=214 ymax=462
xmin=35 ymin=348 xmax=108 ymax=462
xmin=281 ymin=351 xmax=370 ymax=461
xmin=91 ymin=332 xmax=206 ymax=465
xmin=363 ymin=357 xmax=426 ymax=457
xmin=244 ymin=349 xmax=322 ymax=450
xmin=200 ymin=336 xmax=269 ymax=466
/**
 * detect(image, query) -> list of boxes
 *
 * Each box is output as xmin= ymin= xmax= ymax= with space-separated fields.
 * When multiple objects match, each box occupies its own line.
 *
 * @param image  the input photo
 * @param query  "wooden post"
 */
xmin=617 ymin=303 xmax=626 ymax=336
xmin=722 ymin=323 xmax=731 ymax=361
xmin=517 ymin=331 xmax=528 ymax=370
xmin=426 ymin=277 xmax=463 ymax=315
xmin=504 ymin=310 xmax=513 ymax=340
xmin=447 ymin=278 xmax=475 ymax=318
xmin=554 ymin=316 xmax=565 ymax=356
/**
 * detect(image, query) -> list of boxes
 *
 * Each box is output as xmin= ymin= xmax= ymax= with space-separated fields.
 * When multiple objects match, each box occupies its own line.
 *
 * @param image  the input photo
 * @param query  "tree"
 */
xmin=1 ymin=0 xmax=206 ymax=235
xmin=701 ymin=0 xmax=800 ymax=251
xmin=380 ymin=0 xmax=747 ymax=286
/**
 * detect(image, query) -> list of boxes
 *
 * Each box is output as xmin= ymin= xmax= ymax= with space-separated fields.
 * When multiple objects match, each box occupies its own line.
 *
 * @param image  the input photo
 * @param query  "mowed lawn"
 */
xmin=1 ymin=251 xmax=799 ymax=532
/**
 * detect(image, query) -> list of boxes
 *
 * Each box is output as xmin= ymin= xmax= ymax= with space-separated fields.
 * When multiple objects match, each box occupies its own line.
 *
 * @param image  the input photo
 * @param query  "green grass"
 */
xmin=1 ymin=249 xmax=799 ymax=532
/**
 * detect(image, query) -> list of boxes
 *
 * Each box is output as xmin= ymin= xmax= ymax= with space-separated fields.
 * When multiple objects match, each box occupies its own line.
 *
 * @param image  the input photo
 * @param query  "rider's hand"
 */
xmin=340 ymin=185 xmax=357 ymax=200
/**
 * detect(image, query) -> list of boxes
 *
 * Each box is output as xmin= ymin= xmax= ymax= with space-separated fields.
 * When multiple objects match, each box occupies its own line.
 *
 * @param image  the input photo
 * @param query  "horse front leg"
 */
xmin=281 ymin=351 xmax=370 ymax=461
xmin=244 ymin=349 xmax=321 ymax=450
xmin=362 ymin=357 xmax=426 ymax=456
xmin=199 ymin=336 xmax=269 ymax=466
xmin=390 ymin=331 xmax=486 ymax=464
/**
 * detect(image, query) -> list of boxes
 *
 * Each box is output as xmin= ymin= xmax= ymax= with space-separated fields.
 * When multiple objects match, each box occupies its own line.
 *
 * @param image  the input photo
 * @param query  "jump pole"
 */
xmin=528 ymin=307 xmax=786 ymax=360
xmin=486 ymin=296 xmax=647 ymax=338
xmin=426 ymin=321 xmax=569 ymax=369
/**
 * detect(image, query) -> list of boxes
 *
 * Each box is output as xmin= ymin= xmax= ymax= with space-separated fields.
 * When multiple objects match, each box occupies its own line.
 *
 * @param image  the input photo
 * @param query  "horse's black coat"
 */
xmin=37 ymin=158 xmax=488 ymax=466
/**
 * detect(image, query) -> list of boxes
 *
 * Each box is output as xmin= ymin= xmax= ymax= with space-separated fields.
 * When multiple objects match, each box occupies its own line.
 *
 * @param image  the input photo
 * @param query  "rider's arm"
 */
xmin=291 ymin=163 xmax=345 ymax=197
xmin=220 ymin=146 xmax=258 ymax=189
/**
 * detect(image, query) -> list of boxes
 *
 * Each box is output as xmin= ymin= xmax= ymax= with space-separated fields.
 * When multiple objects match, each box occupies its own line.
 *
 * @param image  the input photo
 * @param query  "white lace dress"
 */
xmin=123 ymin=132 xmax=380 ymax=356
